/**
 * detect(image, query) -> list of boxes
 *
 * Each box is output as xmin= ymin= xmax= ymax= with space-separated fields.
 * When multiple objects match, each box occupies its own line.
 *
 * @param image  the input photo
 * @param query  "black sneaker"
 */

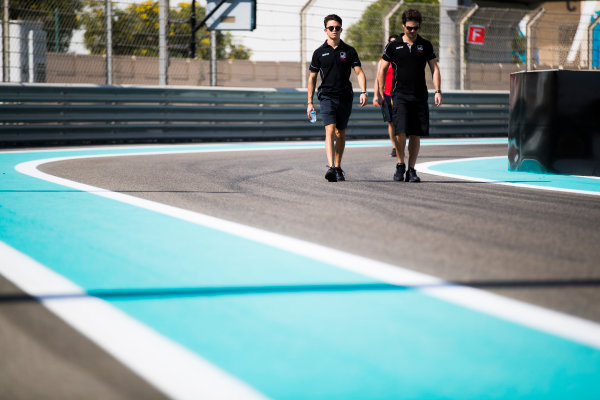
xmin=325 ymin=167 xmax=337 ymax=182
xmin=393 ymin=163 xmax=406 ymax=181
xmin=336 ymin=167 xmax=345 ymax=181
xmin=391 ymin=148 xmax=396 ymax=157
xmin=405 ymin=167 xmax=421 ymax=182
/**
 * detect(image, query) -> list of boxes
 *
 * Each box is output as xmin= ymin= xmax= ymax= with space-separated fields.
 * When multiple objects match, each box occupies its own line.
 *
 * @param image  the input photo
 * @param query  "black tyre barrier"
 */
xmin=509 ymin=70 xmax=600 ymax=176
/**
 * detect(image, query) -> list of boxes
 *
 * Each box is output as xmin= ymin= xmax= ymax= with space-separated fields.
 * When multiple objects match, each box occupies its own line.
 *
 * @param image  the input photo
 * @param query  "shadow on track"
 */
xmin=2 ymin=279 xmax=600 ymax=303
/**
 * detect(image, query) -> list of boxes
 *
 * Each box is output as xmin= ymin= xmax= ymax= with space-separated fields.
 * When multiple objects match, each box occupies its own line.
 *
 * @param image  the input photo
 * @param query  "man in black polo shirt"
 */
xmin=376 ymin=9 xmax=442 ymax=182
xmin=307 ymin=14 xmax=367 ymax=182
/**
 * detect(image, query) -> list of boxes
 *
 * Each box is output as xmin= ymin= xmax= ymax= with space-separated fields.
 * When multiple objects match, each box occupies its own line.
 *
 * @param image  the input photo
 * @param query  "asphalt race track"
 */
xmin=1 ymin=139 xmax=599 ymax=399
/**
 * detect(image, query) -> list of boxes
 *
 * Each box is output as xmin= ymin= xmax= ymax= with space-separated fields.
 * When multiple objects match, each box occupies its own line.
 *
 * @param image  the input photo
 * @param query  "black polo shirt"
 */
xmin=309 ymin=40 xmax=361 ymax=99
xmin=382 ymin=34 xmax=436 ymax=99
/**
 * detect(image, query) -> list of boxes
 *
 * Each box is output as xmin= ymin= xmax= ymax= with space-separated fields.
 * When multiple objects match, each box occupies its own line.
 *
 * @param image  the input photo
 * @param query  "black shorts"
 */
xmin=319 ymin=95 xmax=353 ymax=130
xmin=391 ymin=94 xmax=429 ymax=136
xmin=383 ymin=94 xmax=393 ymax=123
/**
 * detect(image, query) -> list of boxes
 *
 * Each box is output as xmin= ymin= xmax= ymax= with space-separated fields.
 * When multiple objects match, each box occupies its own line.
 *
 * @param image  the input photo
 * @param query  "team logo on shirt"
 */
xmin=340 ymin=51 xmax=347 ymax=61
xmin=417 ymin=45 xmax=424 ymax=53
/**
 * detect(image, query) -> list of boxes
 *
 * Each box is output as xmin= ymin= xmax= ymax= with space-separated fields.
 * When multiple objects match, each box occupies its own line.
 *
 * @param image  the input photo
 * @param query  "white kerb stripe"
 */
xmin=0 ymin=241 xmax=268 ymax=400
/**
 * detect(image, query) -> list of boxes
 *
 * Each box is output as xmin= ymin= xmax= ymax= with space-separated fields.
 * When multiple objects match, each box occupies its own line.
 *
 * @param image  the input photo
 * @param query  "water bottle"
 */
xmin=309 ymin=110 xmax=317 ymax=123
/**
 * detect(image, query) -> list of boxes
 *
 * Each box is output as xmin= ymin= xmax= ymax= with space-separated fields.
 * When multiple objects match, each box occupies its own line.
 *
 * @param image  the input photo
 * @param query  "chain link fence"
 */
xmin=1 ymin=1 xmax=599 ymax=89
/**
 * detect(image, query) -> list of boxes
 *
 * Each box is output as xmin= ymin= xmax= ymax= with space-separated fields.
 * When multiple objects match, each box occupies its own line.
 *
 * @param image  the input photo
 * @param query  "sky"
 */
xmin=72 ymin=0 xmax=378 ymax=61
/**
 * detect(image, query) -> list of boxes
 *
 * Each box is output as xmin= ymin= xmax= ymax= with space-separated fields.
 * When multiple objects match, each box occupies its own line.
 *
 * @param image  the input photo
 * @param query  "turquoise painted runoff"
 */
xmin=427 ymin=156 xmax=600 ymax=194
xmin=1 ymin=141 xmax=599 ymax=399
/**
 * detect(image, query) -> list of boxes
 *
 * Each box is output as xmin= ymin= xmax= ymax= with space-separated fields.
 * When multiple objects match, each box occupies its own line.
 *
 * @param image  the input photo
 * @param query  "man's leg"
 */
xmin=384 ymin=95 xmax=396 ymax=157
xmin=392 ymin=131 xmax=407 ymax=181
xmin=389 ymin=123 xmax=401 ymax=161
xmin=324 ymin=124 xmax=337 ymax=182
xmin=407 ymin=135 xmax=420 ymax=168
xmin=405 ymin=98 xmax=427 ymax=182
xmin=325 ymin=123 xmax=336 ymax=168
xmin=334 ymin=128 xmax=346 ymax=181
xmin=391 ymin=96 xmax=411 ymax=181
xmin=334 ymin=128 xmax=345 ymax=168
xmin=405 ymin=135 xmax=421 ymax=182
xmin=394 ymin=130 xmax=406 ymax=164
xmin=332 ymin=95 xmax=352 ymax=181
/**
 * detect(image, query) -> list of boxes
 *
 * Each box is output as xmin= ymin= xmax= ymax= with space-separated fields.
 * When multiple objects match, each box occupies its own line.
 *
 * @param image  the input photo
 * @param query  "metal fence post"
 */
xmin=588 ymin=14 xmax=600 ymax=70
xmin=105 ymin=0 xmax=113 ymax=85
xmin=210 ymin=30 xmax=216 ymax=86
xmin=440 ymin=0 xmax=460 ymax=91
xmin=159 ymin=0 xmax=168 ymax=85
xmin=526 ymin=8 xmax=544 ymax=71
xmin=300 ymin=0 xmax=316 ymax=89
xmin=459 ymin=4 xmax=478 ymax=90
xmin=2 ymin=0 xmax=9 ymax=82
xmin=383 ymin=1 xmax=404 ymax=47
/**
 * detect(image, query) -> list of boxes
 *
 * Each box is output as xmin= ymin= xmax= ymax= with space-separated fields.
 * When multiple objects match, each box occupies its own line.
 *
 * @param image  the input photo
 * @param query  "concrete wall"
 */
xmin=46 ymin=53 xmax=522 ymax=90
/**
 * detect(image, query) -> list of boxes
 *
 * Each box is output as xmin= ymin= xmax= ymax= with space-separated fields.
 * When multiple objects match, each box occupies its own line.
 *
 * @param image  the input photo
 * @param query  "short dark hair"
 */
xmin=388 ymin=34 xmax=399 ymax=42
xmin=402 ymin=9 xmax=422 ymax=26
xmin=324 ymin=14 xmax=342 ymax=28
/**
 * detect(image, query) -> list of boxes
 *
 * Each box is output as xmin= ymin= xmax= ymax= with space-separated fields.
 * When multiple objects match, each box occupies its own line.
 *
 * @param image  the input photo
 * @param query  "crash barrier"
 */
xmin=509 ymin=70 xmax=600 ymax=176
xmin=0 ymin=84 xmax=509 ymax=144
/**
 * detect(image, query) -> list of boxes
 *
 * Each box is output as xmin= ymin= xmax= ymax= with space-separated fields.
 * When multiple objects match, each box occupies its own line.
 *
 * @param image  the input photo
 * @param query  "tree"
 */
xmin=5 ymin=0 xmax=84 ymax=52
xmin=345 ymin=0 xmax=439 ymax=61
xmin=81 ymin=0 xmax=251 ymax=59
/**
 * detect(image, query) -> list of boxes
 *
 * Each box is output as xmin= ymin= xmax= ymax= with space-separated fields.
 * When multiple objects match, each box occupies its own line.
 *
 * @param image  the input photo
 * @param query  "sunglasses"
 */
xmin=326 ymin=26 xmax=342 ymax=32
xmin=405 ymin=25 xmax=420 ymax=31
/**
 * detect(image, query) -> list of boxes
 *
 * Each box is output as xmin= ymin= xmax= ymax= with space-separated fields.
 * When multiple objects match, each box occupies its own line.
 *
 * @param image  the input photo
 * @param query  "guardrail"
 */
xmin=0 ymin=84 xmax=508 ymax=144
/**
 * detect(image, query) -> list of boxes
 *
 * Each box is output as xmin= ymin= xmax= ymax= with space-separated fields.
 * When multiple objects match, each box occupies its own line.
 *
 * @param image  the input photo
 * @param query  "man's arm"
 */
xmin=307 ymin=71 xmax=318 ymax=118
xmin=376 ymin=59 xmax=390 ymax=106
xmin=353 ymin=65 xmax=368 ymax=107
xmin=428 ymin=58 xmax=442 ymax=107
xmin=373 ymin=60 xmax=382 ymax=106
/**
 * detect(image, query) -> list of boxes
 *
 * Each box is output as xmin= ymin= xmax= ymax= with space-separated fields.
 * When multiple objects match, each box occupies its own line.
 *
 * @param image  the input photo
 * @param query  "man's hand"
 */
xmin=307 ymin=103 xmax=315 ymax=119
xmin=434 ymin=92 xmax=442 ymax=107
xmin=359 ymin=93 xmax=367 ymax=107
